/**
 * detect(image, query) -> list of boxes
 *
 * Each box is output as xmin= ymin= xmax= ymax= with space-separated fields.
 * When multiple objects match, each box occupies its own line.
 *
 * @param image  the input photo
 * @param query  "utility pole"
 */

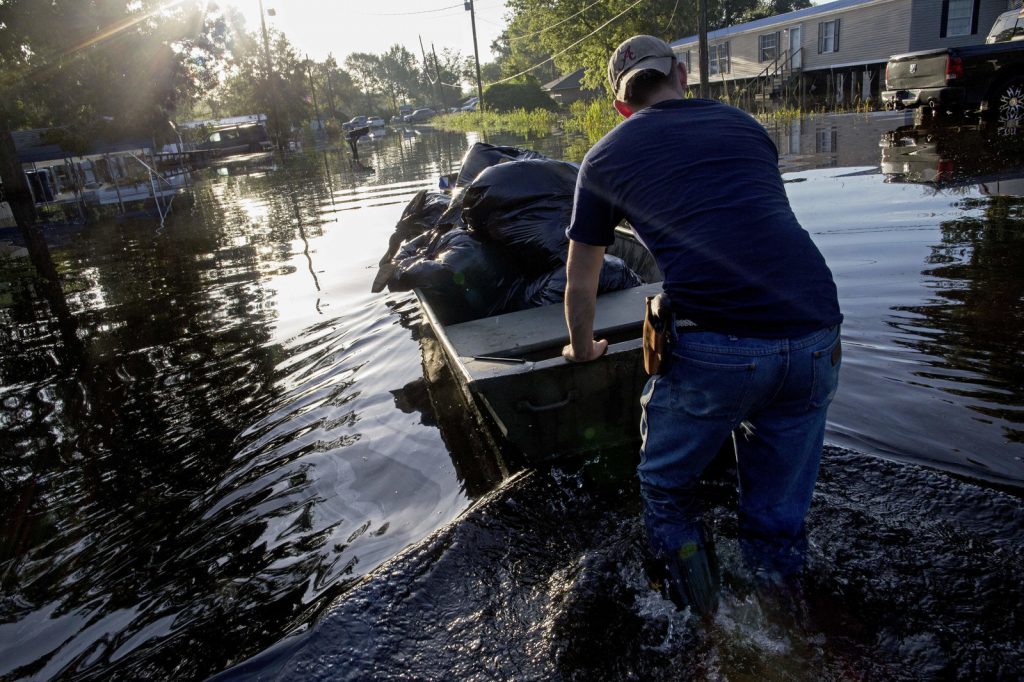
xmin=432 ymin=43 xmax=448 ymax=114
xmin=419 ymin=35 xmax=439 ymax=113
xmin=324 ymin=62 xmax=338 ymax=121
xmin=305 ymin=54 xmax=323 ymax=132
xmin=465 ymin=0 xmax=485 ymax=113
xmin=698 ymin=0 xmax=710 ymax=99
xmin=0 ymin=121 xmax=37 ymax=230
xmin=258 ymin=0 xmax=283 ymax=148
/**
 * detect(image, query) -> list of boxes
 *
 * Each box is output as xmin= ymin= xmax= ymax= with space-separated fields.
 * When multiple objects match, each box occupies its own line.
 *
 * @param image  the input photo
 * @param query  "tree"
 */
xmin=379 ymin=45 xmax=424 ymax=114
xmin=0 ymin=0 xmax=228 ymax=227
xmin=737 ymin=0 xmax=812 ymax=23
xmin=315 ymin=55 xmax=363 ymax=122
xmin=483 ymin=82 xmax=559 ymax=112
xmin=498 ymin=0 xmax=698 ymax=93
xmin=345 ymin=52 xmax=386 ymax=113
xmin=427 ymin=47 xmax=471 ymax=110
xmin=496 ymin=0 xmax=809 ymax=95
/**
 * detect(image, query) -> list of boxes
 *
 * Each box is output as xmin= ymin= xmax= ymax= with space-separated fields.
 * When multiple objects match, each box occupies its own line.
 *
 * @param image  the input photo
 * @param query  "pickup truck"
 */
xmin=883 ymin=9 xmax=1024 ymax=124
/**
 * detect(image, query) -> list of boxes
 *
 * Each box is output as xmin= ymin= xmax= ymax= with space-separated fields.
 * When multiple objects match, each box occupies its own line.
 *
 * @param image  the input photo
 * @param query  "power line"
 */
xmin=506 ymin=0 xmax=605 ymax=44
xmin=354 ymin=3 xmax=463 ymax=17
xmin=354 ymin=0 xmax=503 ymax=17
xmin=663 ymin=0 xmax=680 ymax=33
xmin=489 ymin=0 xmax=646 ymax=86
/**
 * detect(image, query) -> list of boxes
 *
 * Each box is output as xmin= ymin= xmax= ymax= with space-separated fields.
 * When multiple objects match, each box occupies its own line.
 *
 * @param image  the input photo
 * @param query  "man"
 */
xmin=562 ymin=35 xmax=842 ymax=617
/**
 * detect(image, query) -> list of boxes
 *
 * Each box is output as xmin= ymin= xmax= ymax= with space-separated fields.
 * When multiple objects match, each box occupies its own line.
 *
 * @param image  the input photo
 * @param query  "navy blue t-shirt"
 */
xmin=568 ymin=98 xmax=842 ymax=338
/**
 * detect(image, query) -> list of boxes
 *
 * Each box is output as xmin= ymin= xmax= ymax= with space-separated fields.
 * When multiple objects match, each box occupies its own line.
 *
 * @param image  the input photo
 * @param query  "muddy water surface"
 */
xmin=1 ymin=112 xmax=1022 ymax=680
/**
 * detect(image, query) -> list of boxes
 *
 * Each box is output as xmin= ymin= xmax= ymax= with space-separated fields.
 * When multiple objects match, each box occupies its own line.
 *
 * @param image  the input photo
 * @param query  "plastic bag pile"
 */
xmin=373 ymin=143 xmax=642 ymax=324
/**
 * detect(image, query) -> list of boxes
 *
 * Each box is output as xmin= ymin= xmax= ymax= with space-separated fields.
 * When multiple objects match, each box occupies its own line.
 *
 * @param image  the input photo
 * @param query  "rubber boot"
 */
xmin=665 ymin=540 xmax=720 ymax=620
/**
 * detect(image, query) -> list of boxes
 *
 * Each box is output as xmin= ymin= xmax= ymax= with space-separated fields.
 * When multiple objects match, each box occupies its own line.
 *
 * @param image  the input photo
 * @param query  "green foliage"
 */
xmin=736 ymin=1 xmax=813 ymax=24
xmin=482 ymin=82 xmax=558 ymax=113
xmin=563 ymin=99 xmax=621 ymax=143
xmin=494 ymin=0 xmax=704 ymax=95
xmin=433 ymin=99 xmax=618 ymax=142
xmin=489 ymin=0 xmax=812 ymax=98
xmin=0 ymin=0 xmax=229 ymax=143
xmin=432 ymin=108 xmax=558 ymax=137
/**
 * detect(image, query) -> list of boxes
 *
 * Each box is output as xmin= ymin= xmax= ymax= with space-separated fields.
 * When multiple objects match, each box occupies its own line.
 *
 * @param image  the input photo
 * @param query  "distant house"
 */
xmin=12 ymin=128 xmax=190 ymax=220
xmin=670 ymin=0 xmax=1021 ymax=106
xmin=542 ymin=70 xmax=597 ymax=106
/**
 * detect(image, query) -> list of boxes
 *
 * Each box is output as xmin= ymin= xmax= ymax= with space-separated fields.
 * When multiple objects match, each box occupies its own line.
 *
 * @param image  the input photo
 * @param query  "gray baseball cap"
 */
xmin=608 ymin=35 xmax=676 ymax=101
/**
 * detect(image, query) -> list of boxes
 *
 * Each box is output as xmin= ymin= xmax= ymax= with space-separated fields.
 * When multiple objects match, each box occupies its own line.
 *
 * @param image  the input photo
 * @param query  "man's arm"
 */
xmin=562 ymin=240 xmax=609 ymax=362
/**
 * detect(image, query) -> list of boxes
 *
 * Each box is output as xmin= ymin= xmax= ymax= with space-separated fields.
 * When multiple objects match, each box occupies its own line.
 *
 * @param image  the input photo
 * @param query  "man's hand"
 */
xmin=563 ymin=240 xmax=607 ymax=363
xmin=562 ymin=338 xmax=608 ymax=363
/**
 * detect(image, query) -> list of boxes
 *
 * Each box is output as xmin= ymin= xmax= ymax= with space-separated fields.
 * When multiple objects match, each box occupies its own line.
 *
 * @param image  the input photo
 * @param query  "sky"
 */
xmin=231 ymin=0 xmax=840 ymax=65
xmin=231 ymin=0 xmax=511 ymax=64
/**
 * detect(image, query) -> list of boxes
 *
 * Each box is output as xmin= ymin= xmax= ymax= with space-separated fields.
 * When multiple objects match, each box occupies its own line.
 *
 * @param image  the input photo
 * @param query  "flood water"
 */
xmin=1 ymin=112 xmax=1022 ymax=680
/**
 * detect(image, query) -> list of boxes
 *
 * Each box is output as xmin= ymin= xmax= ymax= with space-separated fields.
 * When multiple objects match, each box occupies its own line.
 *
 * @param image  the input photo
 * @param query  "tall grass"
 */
xmin=432 ymin=97 xmax=858 ymax=153
xmin=432 ymin=108 xmax=559 ymax=137
xmin=562 ymin=100 xmax=621 ymax=143
xmin=754 ymin=106 xmax=809 ymax=125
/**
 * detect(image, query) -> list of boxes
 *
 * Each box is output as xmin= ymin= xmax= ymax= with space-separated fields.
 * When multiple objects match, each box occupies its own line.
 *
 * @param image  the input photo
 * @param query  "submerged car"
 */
xmin=404 ymin=108 xmax=436 ymax=123
xmin=342 ymin=116 xmax=368 ymax=131
xmin=366 ymin=116 xmax=385 ymax=128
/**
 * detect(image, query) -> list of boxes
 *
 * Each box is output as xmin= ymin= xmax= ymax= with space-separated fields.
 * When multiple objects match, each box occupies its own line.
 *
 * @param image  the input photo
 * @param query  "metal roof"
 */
xmin=670 ymin=0 xmax=884 ymax=47
xmin=13 ymin=128 xmax=152 ymax=163
xmin=542 ymin=69 xmax=585 ymax=92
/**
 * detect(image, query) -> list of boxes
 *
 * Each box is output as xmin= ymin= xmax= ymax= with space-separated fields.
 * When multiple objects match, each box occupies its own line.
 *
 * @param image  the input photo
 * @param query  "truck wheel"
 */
xmin=993 ymin=77 xmax=1024 ymax=129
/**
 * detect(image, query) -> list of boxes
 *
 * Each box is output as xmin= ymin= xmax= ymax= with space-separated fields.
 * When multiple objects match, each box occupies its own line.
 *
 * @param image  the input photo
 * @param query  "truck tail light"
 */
xmin=946 ymin=55 xmax=964 ymax=81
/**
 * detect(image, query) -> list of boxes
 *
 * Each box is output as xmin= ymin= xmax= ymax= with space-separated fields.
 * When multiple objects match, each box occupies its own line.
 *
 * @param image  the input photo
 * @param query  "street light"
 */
xmin=465 ymin=0 xmax=484 ymax=113
xmin=258 ymin=0 xmax=284 ymax=149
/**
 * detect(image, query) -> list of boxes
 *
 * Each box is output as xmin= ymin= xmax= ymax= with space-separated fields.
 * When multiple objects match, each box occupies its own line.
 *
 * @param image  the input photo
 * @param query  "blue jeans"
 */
xmin=639 ymin=325 xmax=841 ymax=574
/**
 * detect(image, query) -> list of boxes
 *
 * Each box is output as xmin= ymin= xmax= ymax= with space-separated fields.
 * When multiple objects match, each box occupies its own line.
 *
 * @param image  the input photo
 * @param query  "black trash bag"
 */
xmin=372 ymin=190 xmax=453 ymax=293
xmin=389 ymin=228 xmax=526 ymax=324
xmin=461 ymin=159 xmax=580 ymax=277
xmin=454 ymin=142 xmax=547 ymax=188
xmin=435 ymin=143 xmax=548 ymax=229
xmin=517 ymin=255 xmax=644 ymax=309
xmin=397 ymin=189 xmax=451 ymax=236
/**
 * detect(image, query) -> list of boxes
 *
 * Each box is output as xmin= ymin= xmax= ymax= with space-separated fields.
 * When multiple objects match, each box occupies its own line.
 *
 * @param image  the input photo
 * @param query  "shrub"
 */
xmin=483 ymin=82 xmax=559 ymax=113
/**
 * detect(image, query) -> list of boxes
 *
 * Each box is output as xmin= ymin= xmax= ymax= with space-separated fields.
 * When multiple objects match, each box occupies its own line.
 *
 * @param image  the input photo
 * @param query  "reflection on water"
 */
xmin=782 ymin=114 xmax=1024 ymax=484
xmin=0 ymin=136 xmax=477 ymax=679
xmin=1 ymin=115 xmax=1023 ymax=680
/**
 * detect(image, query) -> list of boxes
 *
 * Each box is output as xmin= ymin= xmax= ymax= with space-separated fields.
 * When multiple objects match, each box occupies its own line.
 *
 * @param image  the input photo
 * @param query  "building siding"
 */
xmin=671 ymin=0 xmax=1012 ymax=86
xmin=909 ymin=0 xmax=1013 ymax=52
xmin=800 ymin=0 xmax=912 ymax=70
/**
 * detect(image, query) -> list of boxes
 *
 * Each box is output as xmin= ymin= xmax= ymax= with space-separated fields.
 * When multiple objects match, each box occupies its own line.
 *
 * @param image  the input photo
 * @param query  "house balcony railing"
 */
xmin=728 ymin=47 xmax=804 ymax=111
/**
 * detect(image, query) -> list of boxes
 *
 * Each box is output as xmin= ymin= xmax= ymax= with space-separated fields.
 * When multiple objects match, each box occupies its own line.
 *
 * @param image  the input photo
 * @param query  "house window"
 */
xmin=683 ymin=50 xmax=692 ymax=73
xmin=941 ymin=0 xmax=980 ymax=38
xmin=815 ymin=127 xmax=838 ymax=154
xmin=709 ymin=42 xmax=730 ymax=75
xmin=759 ymin=32 xmax=780 ymax=62
xmin=818 ymin=19 xmax=840 ymax=53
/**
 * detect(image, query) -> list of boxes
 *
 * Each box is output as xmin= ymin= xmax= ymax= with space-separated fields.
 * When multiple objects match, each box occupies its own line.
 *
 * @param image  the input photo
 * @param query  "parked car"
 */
xmin=342 ymin=116 xmax=368 ymax=131
xmin=882 ymin=9 xmax=1024 ymax=123
xmin=987 ymin=8 xmax=1024 ymax=44
xmin=460 ymin=97 xmax=479 ymax=112
xmin=366 ymin=116 xmax=385 ymax=128
xmin=403 ymin=108 xmax=436 ymax=123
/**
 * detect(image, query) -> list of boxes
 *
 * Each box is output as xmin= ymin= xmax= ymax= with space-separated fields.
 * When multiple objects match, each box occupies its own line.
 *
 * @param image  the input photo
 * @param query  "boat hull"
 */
xmin=416 ymin=227 xmax=663 ymax=463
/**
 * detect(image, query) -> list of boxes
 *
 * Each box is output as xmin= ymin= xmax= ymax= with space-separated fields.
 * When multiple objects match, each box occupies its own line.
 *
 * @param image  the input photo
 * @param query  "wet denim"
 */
xmin=638 ymin=324 xmax=842 ymax=574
